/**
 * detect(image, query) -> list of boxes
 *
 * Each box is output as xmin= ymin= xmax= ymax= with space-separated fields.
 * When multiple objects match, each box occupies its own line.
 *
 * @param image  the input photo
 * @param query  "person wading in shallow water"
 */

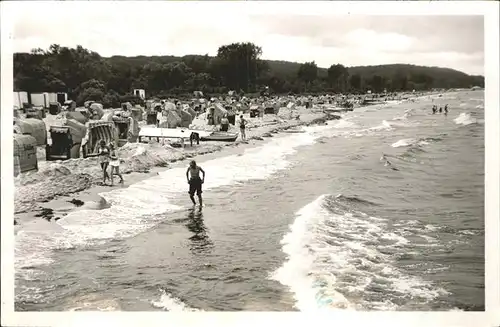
xmin=186 ymin=160 xmax=205 ymax=207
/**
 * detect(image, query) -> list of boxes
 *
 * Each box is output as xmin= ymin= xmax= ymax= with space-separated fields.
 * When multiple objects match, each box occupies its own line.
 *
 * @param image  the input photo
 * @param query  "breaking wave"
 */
xmin=151 ymin=289 xmax=201 ymax=312
xmin=271 ymin=194 xmax=451 ymax=311
xmin=454 ymin=113 xmax=478 ymax=126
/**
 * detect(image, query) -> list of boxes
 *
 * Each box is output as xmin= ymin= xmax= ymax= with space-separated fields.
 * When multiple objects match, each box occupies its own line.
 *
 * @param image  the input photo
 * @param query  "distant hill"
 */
xmin=346 ymin=64 xmax=482 ymax=86
xmin=14 ymin=45 xmax=484 ymax=107
xmin=105 ymin=55 xmax=484 ymax=89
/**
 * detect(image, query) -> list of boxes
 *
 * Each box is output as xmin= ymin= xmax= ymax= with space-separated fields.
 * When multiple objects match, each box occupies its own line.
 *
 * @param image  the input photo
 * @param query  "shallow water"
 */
xmin=15 ymin=91 xmax=484 ymax=311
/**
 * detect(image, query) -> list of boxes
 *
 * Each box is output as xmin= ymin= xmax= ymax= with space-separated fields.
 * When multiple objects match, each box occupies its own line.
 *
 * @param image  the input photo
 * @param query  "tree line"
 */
xmin=14 ymin=42 xmax=484 ymax=108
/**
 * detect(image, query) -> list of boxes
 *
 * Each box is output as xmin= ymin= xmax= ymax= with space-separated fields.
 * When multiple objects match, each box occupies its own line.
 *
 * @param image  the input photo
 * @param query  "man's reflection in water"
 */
xmin=186 ymin=208 xmax=213 ymax=254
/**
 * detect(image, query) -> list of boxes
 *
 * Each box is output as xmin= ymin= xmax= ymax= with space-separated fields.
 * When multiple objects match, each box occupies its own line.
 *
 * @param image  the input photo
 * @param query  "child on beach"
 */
xmin=89 ymin=140 xmax=111 ymax=185
xmin=239 ymin=115 xmax=246 ymax=141
xmin=109 ymin=143 xmax=124 ymax=185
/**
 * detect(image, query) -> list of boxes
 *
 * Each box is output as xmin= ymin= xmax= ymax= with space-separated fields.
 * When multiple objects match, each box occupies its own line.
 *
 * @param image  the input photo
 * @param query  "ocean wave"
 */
xmin=454 ymin=113 xmax=477 ymax=126
xmin=334 ymin=194 xmax=380 ymax=206
xmin=392 ymin=108 xmax=415 ymax=121
xmin=390 ymin=135 xmax=444 ymax=156
xmin=391 ymin=138 xmax=422 ymax=148
xmin=330 ymin=120 xmax=359 ymax=129
xmin=271 ymin=194 xmax=448 ymax=310
xmin=395 ymin=139 xmax=433 ymax=149
xmin=369 ymin=120 xmax=394 ymax=132
xmin=151 ymin=289 xmax=201 ymax=312
xmin=391 ymin=114 xmax=408 ymax=121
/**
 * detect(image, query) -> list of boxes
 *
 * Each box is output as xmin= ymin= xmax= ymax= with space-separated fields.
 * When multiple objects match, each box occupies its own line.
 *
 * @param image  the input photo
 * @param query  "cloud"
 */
xmin=8 ymin=2 xmax=485 ymax=75
xmin=342 ymin=29 xmax=415 ymax=52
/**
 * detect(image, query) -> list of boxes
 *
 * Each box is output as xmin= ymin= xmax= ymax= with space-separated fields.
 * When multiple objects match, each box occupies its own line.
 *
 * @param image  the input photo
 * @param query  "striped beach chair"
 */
xmin=82 ymin=121 xmax=117 ymax=158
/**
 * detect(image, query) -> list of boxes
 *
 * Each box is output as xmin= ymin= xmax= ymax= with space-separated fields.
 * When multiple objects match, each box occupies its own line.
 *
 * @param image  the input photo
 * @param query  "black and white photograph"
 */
xmin=1 ymin=1 xmax=499 ymax=326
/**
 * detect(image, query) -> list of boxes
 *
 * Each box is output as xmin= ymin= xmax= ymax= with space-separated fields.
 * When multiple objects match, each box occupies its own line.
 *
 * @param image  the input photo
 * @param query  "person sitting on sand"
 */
xmin=88 ymin=140 xmax=111 ymax=185
xmin=239 ymin=115 xmax=247 ymax=141
xmin=220 ymin=114 xmax=229 ymax=132
xmin=186 ymin=160 xmax=205 ymax=206
xmin=109 ymin=143 xmax=124 ymax=185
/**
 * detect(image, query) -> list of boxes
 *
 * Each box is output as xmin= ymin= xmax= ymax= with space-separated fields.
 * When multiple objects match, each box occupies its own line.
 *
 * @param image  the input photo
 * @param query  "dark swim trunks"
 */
xmin=189 ymin=177 xmax=203 ymax=196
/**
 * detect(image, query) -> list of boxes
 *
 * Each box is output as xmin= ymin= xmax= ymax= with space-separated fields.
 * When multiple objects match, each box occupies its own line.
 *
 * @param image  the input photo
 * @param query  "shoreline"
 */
xmin=14 ymin=109 xmax=330 ymax=227
xmin=13 ymin=92 xmax=436 ymax=228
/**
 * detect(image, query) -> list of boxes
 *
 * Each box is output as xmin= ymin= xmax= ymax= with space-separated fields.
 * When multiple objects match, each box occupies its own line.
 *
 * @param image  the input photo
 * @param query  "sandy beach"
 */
xmin=14 ymin=106 xmax=329 ymax=228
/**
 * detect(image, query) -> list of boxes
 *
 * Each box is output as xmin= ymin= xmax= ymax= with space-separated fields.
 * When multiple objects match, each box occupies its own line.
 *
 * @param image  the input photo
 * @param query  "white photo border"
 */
xmin=1 ymin=1 xmax=498 ymax=327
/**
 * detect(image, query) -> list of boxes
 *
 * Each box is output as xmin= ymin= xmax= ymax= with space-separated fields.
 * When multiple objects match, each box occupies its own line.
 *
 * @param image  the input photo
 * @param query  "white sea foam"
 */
xmin=270 ymin=195 xmax=356 ymax=311
xmin=151 ymin=290 xmax=201 ymax=312
xmin=271 ymin=194 xmax=449 ymax=310
xmin=454 ymin=112 xmax=477 ymax=126
xmin=330 ymin=120 xmax=359 ymax=129
xmin=391 ymin=137 xmax=430 ymax=148
xmin=369 ymin=120 xmax=394 ymax=131
xmin=391 ymin=138 xmax=417 ymax=148
xmin=393 ymin=108 xmax=415 ymax=121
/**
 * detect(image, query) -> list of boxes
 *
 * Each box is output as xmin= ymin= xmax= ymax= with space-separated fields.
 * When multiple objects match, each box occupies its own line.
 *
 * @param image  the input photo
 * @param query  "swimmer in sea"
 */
xmin=380 ymin=154 xmax=392 ymax=166
xmin=444 ymin=104 xmax=448 ymax=115
xmin=186 ymin=160 xmax=205 ymax=206
xmin=432 ymin=105 xmax=437 ymax=114
xmin=439 ymin=107 xmax=443 ymax=113
xmin=380 ymin=154 xmax=399 ymax=171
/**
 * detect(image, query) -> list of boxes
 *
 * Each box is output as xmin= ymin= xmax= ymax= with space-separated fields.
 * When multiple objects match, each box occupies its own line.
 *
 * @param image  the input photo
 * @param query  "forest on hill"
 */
xmin=14 ymin=42 xmax=484 ymax=108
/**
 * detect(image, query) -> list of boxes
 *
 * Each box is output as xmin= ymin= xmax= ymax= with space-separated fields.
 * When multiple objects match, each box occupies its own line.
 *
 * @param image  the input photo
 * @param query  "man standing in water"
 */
xmin=186 ymin=160 xmax=205 ymax=207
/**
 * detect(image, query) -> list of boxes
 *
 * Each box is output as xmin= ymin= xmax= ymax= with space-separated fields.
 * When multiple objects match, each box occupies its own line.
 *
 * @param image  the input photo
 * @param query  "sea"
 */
xmin=14 ymin=90 xmax=485 ymax=311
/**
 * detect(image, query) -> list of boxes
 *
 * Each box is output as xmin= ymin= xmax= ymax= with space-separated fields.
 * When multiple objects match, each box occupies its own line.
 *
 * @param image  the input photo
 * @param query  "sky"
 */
xmin=7 ymin=2 xmax=485 ymax=76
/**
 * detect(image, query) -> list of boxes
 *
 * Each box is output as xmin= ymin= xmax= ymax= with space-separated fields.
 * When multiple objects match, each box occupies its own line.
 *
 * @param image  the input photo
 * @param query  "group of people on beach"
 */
xmin=185 ymin=113 xmax=249 ymax=207
xmin=432 ymin=104 xmax=449 ymax=115
xmin=183 ymin=113 xmax=248 ymax=207
xmin=89 ymin=140 xmax=124 ymax=186
xmin=217 ymin=114 xmax=247 ymax=141
xmin=85 ymin=111 xmax=246 ymax=202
